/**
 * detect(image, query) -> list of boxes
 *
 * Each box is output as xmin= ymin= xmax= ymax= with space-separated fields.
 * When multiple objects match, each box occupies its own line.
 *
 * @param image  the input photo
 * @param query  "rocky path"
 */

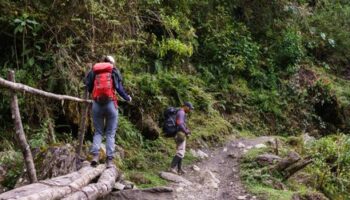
xmin=166 ymin=136 xmax=274 ymax=200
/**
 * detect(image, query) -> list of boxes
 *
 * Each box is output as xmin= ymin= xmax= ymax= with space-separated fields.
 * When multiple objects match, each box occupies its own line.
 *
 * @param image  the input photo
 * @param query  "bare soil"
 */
xmin=170 ymin=136 xmax=274 ymax=200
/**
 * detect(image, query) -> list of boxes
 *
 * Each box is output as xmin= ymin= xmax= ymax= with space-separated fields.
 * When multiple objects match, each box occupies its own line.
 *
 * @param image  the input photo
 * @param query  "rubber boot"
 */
xmin=178 ymin=158 xmax=186 ymax=175
xmin=169 ymin=155 xmax=181 ymax=174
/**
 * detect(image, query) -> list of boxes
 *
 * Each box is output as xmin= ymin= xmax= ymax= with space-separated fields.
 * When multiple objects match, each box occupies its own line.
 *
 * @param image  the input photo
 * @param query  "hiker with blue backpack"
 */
xmin=85 ymin=55 xmax=132 ymax=168
xmin=163 ymin=102 xmax=194 ymax=174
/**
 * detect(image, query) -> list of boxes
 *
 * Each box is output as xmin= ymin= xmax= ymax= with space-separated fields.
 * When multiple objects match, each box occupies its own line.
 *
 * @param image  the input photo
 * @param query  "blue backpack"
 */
xmin=163 ymin=107 xmax=179 ymax=137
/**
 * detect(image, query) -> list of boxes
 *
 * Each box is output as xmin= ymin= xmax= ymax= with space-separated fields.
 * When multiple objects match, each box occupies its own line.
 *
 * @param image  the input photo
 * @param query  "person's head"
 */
xmin=182 ymin=102 xmax=194 ymax=113
xmin=102 ymin=55 xmax=115 ymax=66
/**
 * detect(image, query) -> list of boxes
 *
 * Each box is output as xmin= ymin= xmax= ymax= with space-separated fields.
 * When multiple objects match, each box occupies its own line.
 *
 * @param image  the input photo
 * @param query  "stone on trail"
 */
xmin=160 ymin=172 xmax=192 ymax=186
xmin=238 ymin=195 xmax=247 ymax=200
xmin=122 ymin=180 xmax=135 ymax=190
xmin=302 ymin=133 xmax=315 ymax=145
xmin=106 ymin=187 xmax=173 ymax=200
xmin=176 ymin=187 xmax=184 ymax=192
xmin=254 ymin=144 xmax=267 ymax=149
xmin=228 ymin=153 xmax=237 ymax=158
xmin=232 ymin=168 xmax=237 ymax=173
xmin=192 ymin=165 xmax=200 ymax=171
xmin=237 ymin=142 xmax=246 ymax=148
xmin=199 ymin=170 xmax=220 ymax=189
xmin=197 ymin=150 xmax=209 ymax=159
xmin=190 ymin=149 xmax=209 ymax=159
xmin=114 ymin=182 xmax=126 ymax=191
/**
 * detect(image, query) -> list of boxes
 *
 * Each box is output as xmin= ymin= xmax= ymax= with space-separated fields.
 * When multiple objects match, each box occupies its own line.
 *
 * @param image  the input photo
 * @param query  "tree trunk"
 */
xmin=8 ymin=70 xmax=38 ymax=183
xmin=0 ymin=164 xmax=106 ymax=200
xmin=76 ymin=88 xmax=90 ymax=168
xmin=44 ymin=106 xmax=56 ymax=144
xmin=62 ymin=166 xmax=118 ymax=200
xmin=76 ymin=64 xmax=92 ymax=169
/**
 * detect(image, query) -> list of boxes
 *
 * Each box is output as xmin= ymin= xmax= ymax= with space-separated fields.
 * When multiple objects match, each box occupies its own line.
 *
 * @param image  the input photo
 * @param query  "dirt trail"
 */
xmin=169 ymin=136 xmax=274 ymax=200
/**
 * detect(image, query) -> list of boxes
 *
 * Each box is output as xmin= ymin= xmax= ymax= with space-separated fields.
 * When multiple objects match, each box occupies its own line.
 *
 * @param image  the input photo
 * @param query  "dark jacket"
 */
xmin=85 ymin=67 xmax=130 ymax=102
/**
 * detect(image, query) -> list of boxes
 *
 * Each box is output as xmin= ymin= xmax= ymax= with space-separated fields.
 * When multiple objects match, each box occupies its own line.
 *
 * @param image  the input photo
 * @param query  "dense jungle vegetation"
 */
xmin=1 ymin=0 xmax=350 ymax=199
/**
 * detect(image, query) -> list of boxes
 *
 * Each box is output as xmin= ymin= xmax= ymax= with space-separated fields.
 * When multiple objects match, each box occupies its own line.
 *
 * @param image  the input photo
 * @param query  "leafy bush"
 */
xmin=304 ymin=1 xmax=350 ymax=69
xmin=306 ymin=134 xmax=350 ymax=199
xmin=249 ymin=89 xmax=285 ymax=117
xmin=196 ymin=6 xmax=260 ymax=86
xmin=274 ymin=28 xmax=304 ymax=73
xmin=0 ymin=143 xmax=23 ymax=189
xmin=117 ymin=115 xmax=143 ymax=147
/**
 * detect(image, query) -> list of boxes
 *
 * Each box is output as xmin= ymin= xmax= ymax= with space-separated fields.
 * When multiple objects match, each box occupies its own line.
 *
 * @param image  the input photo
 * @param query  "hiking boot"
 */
xmin=91 ymin=154 xmax=99 ymax=167
xmin=169 ymin=167 xmax=178 ymax=174
xmin=178 ymin=168 xmax=187 ymax=175
xmin=106 ymin=157 xmax=114 ymax=168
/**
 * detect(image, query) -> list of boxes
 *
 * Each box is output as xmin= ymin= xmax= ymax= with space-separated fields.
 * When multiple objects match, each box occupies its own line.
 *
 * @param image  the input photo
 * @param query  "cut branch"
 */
xmin=0 ymin=76 xmax=92 ymax=103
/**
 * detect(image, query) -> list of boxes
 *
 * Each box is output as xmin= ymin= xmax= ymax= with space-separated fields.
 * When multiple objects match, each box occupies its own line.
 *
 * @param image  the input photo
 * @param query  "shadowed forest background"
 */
xmin=1 ymin=0 xmax=350 ymax=199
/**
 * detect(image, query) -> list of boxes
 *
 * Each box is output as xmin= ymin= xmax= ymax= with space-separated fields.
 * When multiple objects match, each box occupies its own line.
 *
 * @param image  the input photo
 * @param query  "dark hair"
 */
xmin=101 ymin=56 xmax=109 ymax=62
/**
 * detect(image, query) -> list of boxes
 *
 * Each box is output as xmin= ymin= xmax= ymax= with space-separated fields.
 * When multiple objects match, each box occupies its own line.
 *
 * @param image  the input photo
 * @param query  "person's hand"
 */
xmin=186 ymin=131 xmax=191 ymax=137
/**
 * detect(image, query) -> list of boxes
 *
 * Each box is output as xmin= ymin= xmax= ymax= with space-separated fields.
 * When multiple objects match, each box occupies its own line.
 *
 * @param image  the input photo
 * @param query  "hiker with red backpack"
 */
xmin=85 ymin=55 xmax=132 ymax=168
xmin=163 ymin=102 xmax=194 ymax=174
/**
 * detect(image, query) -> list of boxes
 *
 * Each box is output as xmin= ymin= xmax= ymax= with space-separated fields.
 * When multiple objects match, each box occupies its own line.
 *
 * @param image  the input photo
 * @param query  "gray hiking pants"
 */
xmin=90 ymin=101 xmax=118 ymax=158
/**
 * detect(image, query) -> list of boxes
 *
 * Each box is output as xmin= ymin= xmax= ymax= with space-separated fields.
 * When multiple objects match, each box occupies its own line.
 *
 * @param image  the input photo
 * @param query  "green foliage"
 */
xmin=304 ymin=1 xmax=350 ymax=68
xmin=249 ymin=89 xmax=285 ymax=117
xmin=117 ymin=115 xmax=143 ymax=147
xmin=27 ymin=118 xmax=56 ymax=148
xmin=158 ymin=38 xmax=193 ymax=58
xmin=274 ymin=29 xmax=304 ymax=73
xmin=197 ymin=8 xmax=260 ymax=86
xmin=306 ymin=134 xmax=350 ymax=199
xmin=0 ymin=145 xmax=23 ymax=189
xmin=130 ymin=72 xmax=214 ymax=113
xmin=240 ymin=147 xmax=295 ymax=200
xmin=1 ymin=1 xmax=350 ymax=195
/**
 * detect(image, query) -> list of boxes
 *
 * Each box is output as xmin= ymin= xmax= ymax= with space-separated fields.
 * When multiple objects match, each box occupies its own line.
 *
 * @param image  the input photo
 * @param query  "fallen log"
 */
xmin=273 ymin=151 xmax=301 ymax=172
xmin=62 ymin=166 xmax=118 ymax=200
xmin=0 ymin=164 xmax=106 ymax=200
xmin=256 ymin=154 xmax=281 ymax=166
xmin=283 ymin=158 xmax=313 ymax=180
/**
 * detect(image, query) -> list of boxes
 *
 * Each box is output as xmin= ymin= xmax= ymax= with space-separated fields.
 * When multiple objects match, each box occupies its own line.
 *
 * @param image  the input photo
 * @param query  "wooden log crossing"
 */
xmin=0 ymin=71 xmax=94 ymax=195
xmin=0 ymin=164 xmax=118 ymax=200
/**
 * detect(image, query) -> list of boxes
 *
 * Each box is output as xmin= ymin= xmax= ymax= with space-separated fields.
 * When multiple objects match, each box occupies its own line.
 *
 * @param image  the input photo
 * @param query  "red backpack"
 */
xmin=92 ymin=62 xmax=116 ymax=104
